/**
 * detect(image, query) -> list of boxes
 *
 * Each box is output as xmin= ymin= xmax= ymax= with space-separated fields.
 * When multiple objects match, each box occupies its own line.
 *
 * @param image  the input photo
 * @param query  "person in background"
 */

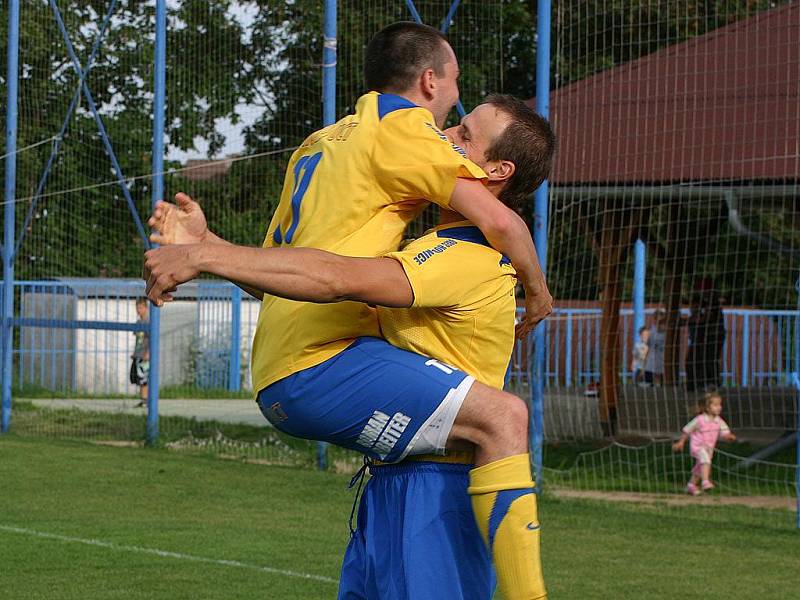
xmin=631 ymin=326 xmax=650 ymax=385
xmin=672 ymin=391 xmax=736 ymax=495
xmin=685 ymin=278 xmax=726 ymax=391
xmin=643 ymin=309 xmax=666 ymax=386
xmin=130 ymin=297 xmax=149 ymax=408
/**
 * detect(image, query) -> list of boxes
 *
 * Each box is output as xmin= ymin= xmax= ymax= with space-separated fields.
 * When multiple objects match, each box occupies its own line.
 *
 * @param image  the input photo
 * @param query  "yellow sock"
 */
xmin=468 ymin=453 xmax=546 ymax=600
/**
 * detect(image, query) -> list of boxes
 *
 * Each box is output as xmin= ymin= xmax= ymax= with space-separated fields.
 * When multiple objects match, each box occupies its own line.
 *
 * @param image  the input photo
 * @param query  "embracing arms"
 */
xmin=144 ymin=241 xmax=413 ymax=308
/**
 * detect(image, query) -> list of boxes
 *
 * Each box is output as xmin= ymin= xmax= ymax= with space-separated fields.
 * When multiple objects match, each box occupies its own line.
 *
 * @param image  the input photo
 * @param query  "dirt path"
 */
xmin=551 ymin=488 xmax=796 ymax=511
xmin=28 ymin=398 xmax=265 ymax=427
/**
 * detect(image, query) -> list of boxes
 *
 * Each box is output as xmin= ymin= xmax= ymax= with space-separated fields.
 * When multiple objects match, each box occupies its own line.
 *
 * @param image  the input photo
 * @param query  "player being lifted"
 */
xmin=146 ymin=23 xmax=550 ymax=600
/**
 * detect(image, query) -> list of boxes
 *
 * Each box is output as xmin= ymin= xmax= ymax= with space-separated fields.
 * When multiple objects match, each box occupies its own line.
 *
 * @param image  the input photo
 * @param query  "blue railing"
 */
xmin=4 ymin=280 xmax=259 ymax=395
xmin=2 ymin=280 xmax=797 ymax=393
xmin=513 ymin=306 xmax=799 ymax=389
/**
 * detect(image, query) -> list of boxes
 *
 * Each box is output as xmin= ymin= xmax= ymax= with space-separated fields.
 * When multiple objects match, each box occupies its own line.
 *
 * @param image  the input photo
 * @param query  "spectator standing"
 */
xmin=686 ymin=278 xmax=726 ymax=391
xmin=631 ymin=326 xmax=650 ymax=384
xmin=643 ymin=310 xmax=666 ymax=386
xmin=130 ymin=297 xmax=150 ymax=408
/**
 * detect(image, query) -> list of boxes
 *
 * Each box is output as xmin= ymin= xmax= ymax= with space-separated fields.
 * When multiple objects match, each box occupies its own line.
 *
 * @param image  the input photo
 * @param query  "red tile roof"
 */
xmin=535 ymin=3 xmax=800 ymax=185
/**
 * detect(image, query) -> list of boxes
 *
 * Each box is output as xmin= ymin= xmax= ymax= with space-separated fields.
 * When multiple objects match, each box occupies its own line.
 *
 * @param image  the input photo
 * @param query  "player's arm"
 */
xmin=449 ymin=178 xmax=552 ymax=334
xmin=147 ymin=193 xmax=264 ymax=301
xmin=373 ymin=116 xmax=551 ymax=334
xmin=144 ymin=243 xmax=413 ymax=308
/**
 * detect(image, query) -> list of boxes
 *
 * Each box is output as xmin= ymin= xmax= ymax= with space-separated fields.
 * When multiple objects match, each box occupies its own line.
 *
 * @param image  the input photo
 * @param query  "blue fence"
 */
xmin=3 ymin=280 xmax=259 ymax=395
xmin=3 ymin=280 xmax=797 ymax=394
xmin=527 ymin=307 xmax=800 ymax=389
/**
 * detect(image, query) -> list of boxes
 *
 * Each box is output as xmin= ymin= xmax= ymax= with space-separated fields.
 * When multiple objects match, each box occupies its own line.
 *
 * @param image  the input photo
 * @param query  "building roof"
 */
xmin=181 ymin=157 xmax=236 ymax=181
xmin=538 ymin=3 xmax=800 ymax=185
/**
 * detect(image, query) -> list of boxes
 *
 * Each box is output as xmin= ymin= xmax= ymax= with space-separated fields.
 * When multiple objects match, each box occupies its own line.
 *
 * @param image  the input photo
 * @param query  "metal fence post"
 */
xmin=229 ymin=285 xmax=241 ymax=392
xmin=531 ymin=0 xmax=551 ymax=489
xmin=147 ymin=0 xmax=167 ymax=445
xmin=315 ymin=0 xmax=337 ymax=470
xmin=742 ymin=314 xmax=750 ymax=388
xmin=2 ymin=0 xmax=21 ymax=434
xmin=633 ymin=239 xmax=646 ymax=345
xmin=794 ymin=276 xmax=799 ymax=529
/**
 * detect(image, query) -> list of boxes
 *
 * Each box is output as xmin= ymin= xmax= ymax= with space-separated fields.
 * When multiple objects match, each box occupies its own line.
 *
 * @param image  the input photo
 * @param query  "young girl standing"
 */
xmin=672 ymin=391 xmax=736 ymax=495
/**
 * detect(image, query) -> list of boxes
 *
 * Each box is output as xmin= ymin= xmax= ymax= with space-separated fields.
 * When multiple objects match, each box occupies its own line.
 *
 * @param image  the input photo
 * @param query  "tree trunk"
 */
xmin=596 ymin=201 xmax=635 ymax=436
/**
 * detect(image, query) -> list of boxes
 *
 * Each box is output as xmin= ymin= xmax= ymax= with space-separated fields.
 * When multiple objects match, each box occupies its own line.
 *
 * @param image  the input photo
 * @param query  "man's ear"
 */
xmin=484 ymin=159 xmax=515 ymax=184
xmin=419 ymin=68 xmax=436 ymax=98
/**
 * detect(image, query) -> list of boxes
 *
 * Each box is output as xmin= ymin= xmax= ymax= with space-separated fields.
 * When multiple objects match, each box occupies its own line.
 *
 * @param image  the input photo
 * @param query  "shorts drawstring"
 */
xmin=348 ymin=455 xmax=372 ymax=536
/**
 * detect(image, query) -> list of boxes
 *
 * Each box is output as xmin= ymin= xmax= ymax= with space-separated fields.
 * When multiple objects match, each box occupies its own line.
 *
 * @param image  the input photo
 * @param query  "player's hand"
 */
xmin=148 ymin=192 xmax=209 ymax=246
xmin=144 ymin=244 xmax=203 ymax=306
xmin=516 ymin=282 xmax=553 ymax=338
xmin=671 ymin=441 xmax=683 ymax=452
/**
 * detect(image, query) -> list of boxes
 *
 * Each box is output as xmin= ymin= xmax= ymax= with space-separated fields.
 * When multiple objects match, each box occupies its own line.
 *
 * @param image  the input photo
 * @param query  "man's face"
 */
xmin=429 ymin=43 xmax=461 ymax=128
xmin=136 ymin=302 xmax=148 ymax=319
xmin=444 ymin=103 xmax=511 ymax=168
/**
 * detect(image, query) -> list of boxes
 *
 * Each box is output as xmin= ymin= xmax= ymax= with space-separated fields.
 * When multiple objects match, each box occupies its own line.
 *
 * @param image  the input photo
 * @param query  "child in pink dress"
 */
xmin=672 ymin=391 xmax=736 ymax=495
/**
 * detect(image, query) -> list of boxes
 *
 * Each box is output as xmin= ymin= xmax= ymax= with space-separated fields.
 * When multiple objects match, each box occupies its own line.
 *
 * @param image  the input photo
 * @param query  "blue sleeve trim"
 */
xmin=436 ymin=226 xmax=511 ymax=266
xmin=437 ymin=226 xmax=488 ymax=245
xmin=377 ymin=93 xmax=418 ymax=120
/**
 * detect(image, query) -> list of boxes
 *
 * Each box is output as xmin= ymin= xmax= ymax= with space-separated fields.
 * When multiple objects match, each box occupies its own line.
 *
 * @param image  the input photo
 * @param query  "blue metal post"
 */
xmin=633 ymin=240 xmax=646 ymax=343
xmin=565 ymin=313 xmax=573 ymax=387
xmin=229 ymin=286 xmax=241 ymax=392
xmin=794 ymin=276 xmax=799 ymax=529
xmin=315 ymin=0 xmax=337 ymax=470
xmin=440 ymin=0 xmax=462 ymax=32
xmin=531 ymin=0 xmax=551 ymax=489
xmin=742 ymin=315 xmax=749 ymax=388
xmin=49 ymin=1 xmax=150 ymax=247
xmin=403 ymin=0 xmax=466 ymax=119
xmin=2 ymin=0 xmax=21 ymax=433
xmin=322 ymin=0 xmax=337 ymax=129
xmin=15 ymin=0 xmax=119 ymax=257
xmin=147 ymin=0 xmax=167 ymax=445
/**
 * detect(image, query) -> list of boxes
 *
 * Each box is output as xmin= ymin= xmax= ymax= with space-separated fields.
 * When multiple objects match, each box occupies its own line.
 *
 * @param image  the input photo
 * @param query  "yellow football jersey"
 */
xmin=378 ymin=220 xmax=518 ymax=391
xmin=250 ymin=92 xmax=487 ymax=393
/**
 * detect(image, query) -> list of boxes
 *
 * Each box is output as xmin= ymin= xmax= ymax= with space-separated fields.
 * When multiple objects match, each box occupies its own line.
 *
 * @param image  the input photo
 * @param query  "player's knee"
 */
xmin=480 ymin=389 xmax=528 ymax=442
xmin=505 ymin=394 xmax=529 ymax=441
xmin=454 ymin=383 xmax=529 ymax=451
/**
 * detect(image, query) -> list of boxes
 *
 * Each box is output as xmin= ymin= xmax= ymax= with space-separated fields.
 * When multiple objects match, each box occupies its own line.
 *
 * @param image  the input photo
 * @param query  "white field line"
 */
xmin=0 ymin=525 xmax=337 ymax=585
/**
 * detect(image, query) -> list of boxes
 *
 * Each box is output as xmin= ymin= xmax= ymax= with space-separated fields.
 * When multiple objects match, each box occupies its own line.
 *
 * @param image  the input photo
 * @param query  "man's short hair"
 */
xmin=364 ymin=22 xmax=451 ymax=93
xmin=484 ymin=94 xmax=556 ymax=212
xmin=136 ymin=297 xmax=148 ymax=307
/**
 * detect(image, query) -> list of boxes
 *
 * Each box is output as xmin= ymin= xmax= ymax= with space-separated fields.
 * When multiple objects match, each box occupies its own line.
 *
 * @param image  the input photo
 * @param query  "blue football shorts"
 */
xmin=256 ymin=337 xmax=474 ymax=463
xmin=338 ymin=461 xmax=495 ymax=600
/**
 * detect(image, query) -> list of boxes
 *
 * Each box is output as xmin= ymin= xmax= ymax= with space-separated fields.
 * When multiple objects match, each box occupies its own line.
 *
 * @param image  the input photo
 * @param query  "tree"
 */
xmin=1 ymin=0 xmax=249 ymax=278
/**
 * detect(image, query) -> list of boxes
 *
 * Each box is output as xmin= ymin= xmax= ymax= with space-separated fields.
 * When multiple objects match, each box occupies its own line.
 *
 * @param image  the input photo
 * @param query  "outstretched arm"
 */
xmin=147 ymin=192 xmax=264 ymax=300
xmin=449 ymin=178 xmax=552 ymax=335
xmin=144 ymin=243 xmax=413 ymax=308
xmin=672 ymin=432 xmax=688 ymax=452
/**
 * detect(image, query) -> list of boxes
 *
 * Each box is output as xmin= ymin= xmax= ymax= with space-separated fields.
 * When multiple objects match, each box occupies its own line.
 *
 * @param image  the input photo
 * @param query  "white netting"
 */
xmin=541 ymin=0 xmax=799 ymax=522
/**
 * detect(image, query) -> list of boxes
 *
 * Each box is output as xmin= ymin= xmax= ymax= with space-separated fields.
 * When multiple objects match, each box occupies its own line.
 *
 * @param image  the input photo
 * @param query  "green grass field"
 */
xmin=2 ymin=435 xmax=798 ymax=599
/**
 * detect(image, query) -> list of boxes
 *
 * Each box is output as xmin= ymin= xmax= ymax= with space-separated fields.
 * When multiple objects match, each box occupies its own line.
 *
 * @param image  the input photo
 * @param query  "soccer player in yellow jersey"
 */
xmin=146 ymin=94 xmax=554 ymax=600
xmin=145 ymin=23 xmax=551 ymax=600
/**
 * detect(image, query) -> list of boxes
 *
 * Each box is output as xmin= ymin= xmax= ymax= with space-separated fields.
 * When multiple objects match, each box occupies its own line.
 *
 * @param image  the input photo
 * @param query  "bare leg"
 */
xmin=447 ymin=380 xmax=528 ymax=467
xmin=450 ymin=381 xmax=546 ymax=599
